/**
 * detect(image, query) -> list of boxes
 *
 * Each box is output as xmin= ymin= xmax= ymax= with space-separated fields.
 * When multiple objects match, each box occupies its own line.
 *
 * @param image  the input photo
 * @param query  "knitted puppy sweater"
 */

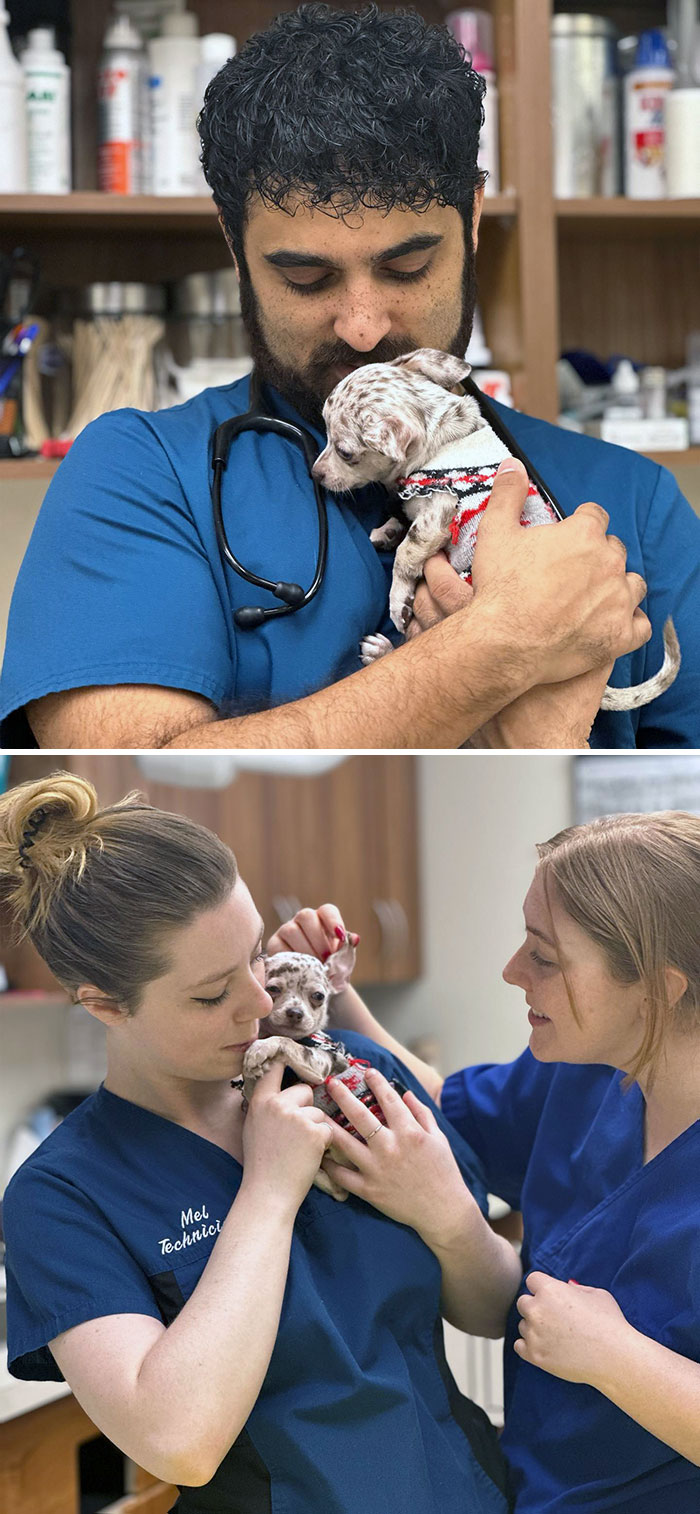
xmin=396 ymin=423 xmax=558 ymax=581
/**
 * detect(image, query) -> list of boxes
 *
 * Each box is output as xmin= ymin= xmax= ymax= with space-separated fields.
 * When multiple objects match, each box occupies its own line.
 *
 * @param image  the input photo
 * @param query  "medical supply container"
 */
xmin=0 ymin=7 xmax=27 ymax=192
xmin=22 ymin=28 xmax=71 ymax=194
xmin=97 ymin=13 xmax=146 ymax=194
xmin=624 ymin=29 xmax=675 ymax=198
xmin=446 ymin=10 xmax=500 ymax=194
xmin=665 ymin=88 xmax=700 ymax=196
xmin=550 ymin=14 xmax=620 ymax=196
xmin=148 ymin=10 xmax=201 ymax=195
xmin=195 ymin=32 xmax=236 ymax=190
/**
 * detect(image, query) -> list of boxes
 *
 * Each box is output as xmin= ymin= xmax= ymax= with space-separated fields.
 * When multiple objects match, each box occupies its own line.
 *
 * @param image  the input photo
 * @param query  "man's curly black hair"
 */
xmin=198 ymin=3 xmax=487 ymax=270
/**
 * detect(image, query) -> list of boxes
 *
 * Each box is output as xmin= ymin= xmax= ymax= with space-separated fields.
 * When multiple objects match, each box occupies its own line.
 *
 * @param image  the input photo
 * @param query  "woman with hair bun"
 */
xmin=335 ymin=809 xmax=700 ymax=1512
xmin=0 ymin=773 xmax=517 ymax=1514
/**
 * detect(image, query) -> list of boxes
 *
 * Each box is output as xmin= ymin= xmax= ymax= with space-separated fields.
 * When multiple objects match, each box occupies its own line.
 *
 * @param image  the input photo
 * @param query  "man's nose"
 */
xmin=332 ymin=294 xmax=392 ymax=352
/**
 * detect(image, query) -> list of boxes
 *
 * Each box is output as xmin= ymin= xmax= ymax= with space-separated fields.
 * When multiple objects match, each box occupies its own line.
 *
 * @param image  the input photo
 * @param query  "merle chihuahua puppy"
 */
xmin=240 ymin=939 xmax=393 ymax=1201
xmin=311 ymin=347 xmax=680 ymax=715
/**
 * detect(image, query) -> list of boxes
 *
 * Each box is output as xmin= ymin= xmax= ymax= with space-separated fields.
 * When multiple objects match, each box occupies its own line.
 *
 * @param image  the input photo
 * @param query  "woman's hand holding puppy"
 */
xmin=241 ymin=1059 xmax=334 ymax=1216
xmin=322 ymin=1067 xmax=522 ymax=1337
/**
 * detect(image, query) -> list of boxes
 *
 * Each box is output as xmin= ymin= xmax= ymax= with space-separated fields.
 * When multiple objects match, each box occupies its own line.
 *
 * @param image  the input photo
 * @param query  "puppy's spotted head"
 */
xmin=260 ymin=939 xmax=357 ymax=1040
xmin=312 ymin=348 xmax=475 ymax=493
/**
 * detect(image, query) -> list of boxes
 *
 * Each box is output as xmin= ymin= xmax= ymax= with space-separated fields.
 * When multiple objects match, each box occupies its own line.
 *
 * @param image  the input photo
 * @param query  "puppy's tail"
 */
xmin=600 ymin=616 xmax=680 ymax=712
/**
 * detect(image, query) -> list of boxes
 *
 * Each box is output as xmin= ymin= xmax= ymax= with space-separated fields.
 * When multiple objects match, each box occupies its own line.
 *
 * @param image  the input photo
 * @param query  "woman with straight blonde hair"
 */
xmin=332 ymin=809 xmax=700 ymax=1513
xmin=0 ymin=772 xmax=518 ymax=1514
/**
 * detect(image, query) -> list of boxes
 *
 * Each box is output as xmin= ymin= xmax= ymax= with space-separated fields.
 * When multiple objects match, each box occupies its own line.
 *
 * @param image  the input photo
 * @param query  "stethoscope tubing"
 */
xmin=211 ymin=365 xmax=567 ymax=627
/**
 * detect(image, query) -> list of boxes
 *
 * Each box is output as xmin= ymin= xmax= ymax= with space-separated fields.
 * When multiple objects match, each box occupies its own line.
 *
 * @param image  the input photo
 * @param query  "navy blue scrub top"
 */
xmin=1 ymin=375 xmax=699 ymax=748
xmin=442 ymin=1050 xmax=700 ymax=1513
xmin=3 ymin=1032 xmax=510 ymax=1514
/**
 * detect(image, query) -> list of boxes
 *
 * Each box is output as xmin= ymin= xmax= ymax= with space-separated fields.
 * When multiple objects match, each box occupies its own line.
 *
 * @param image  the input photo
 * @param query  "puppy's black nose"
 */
xmin=285 ymin=1007 xmax=304 ymax=1022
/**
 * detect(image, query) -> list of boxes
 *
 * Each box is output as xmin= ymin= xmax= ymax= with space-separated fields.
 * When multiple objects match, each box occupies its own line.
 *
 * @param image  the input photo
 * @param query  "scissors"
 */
xmin=210 ymin=364 xmax=566 ymax=631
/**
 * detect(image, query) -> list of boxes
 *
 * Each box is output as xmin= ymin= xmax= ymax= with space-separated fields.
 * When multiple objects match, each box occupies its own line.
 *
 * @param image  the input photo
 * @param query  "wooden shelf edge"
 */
xmin=0 ymin=458 xmax=63 ymax=480
xmin=0 ymin=190 xmax=517 ymax=228
xmin=0 ymin=992 xmax=69 ymax=1008
xmin=557 ymin=197 xmax=700 ymax=218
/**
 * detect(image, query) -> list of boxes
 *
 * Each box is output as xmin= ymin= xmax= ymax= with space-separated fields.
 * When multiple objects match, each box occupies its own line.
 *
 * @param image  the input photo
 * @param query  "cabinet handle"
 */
xmin=372 ymin=899 xmax=397 ymax=968
xmin=272 ymin=895 xmax=302 ymax=925
xmin=388 ymin=899 xmax=409 ymax=960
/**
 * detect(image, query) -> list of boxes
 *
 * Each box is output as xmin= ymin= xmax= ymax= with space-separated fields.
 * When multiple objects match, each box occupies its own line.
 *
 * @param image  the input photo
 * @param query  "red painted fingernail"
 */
xmin=568 ymin=1278 xmax=579 ymax=1285
xmin=322 ymin=950 xmax=331 ymax=962
xmin=335 ymin=926 xmax=346 ymax=941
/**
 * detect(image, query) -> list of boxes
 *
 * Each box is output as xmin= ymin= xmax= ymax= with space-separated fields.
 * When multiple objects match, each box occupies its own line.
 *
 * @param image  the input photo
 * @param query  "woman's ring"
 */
xmin=365 ymin=1123 xmax=384 ymax=1141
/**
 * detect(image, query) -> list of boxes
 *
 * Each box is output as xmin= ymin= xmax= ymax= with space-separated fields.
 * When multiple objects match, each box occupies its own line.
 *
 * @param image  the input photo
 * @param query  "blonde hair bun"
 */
xmin=0 ymin=772 xmax=101 ymax=931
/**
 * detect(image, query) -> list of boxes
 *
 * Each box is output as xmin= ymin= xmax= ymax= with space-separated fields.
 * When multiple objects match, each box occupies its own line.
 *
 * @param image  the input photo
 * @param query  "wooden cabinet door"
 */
xmin=6 ymin=755 xmax=421 ymax=987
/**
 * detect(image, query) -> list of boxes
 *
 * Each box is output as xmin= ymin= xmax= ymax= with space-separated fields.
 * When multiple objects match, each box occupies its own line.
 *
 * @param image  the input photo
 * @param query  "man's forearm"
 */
xmin=165 ymin=601 xmax=533 ymax=750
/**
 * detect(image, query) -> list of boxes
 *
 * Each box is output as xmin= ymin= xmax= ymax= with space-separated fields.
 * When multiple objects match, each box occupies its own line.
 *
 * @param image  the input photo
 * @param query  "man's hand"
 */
xmin=405 ymin=552 xmax=474 ymax=639
xmin=471 ymin=660 xmax=614 ymax=748
xmin=470 ymin=459 xmax=651 ymax=685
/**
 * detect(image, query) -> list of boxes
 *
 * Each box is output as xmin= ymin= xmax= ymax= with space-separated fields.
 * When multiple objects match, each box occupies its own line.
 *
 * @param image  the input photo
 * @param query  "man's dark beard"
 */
xmin=235 ymin=221 xmax=478 ymax=430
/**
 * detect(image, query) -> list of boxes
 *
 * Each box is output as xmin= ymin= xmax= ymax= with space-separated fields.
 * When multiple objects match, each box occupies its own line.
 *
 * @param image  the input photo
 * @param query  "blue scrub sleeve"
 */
xmin=440 ymin=1050 xmax=557 ymax=1211
xmin=0 ymin=409 xmax=233 ymax=719
xmin=637 ymin=464 xmax=700 ymax=748
xmin=3 ymin=1164 xmax=163 ymax=1382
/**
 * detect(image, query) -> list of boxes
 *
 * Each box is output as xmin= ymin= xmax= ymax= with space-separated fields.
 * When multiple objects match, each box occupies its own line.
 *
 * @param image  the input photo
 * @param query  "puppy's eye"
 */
xmin=266 ymin=984 xmax=281 ymax=999
xmin=336 ymin=446 xmax=358 ymax=465
xmin=310 ymin=991 xmax=326 ymax=1005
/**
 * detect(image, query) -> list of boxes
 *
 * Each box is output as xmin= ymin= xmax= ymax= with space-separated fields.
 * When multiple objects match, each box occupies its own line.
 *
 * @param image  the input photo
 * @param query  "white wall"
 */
xmin=369 ymin=754 xmax=573 ymax=1072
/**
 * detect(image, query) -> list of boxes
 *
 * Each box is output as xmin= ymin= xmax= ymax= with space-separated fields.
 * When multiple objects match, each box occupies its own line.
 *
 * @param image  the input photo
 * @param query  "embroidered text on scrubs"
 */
xmin=159 ymin=1203 xmax=223 ymax=1255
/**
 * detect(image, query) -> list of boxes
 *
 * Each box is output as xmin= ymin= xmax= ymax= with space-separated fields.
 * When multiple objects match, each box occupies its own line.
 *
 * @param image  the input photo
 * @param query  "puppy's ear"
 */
xmin=364 ymin=414 xmax=424 ymax=465
xmin=325 ymin=938 xmax=357 ymax=994
xmin=391 ymin=349 xmax=472 ymax=391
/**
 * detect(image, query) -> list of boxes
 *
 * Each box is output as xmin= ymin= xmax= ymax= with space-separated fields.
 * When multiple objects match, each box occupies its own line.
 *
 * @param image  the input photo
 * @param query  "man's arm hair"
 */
xmin=25 ymin=602 xmax=530 ymax=750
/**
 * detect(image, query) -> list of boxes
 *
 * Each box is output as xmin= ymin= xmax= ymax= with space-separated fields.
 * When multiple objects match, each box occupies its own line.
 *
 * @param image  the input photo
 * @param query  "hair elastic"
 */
xmin=18 ymin=807 xmax=50 ymax=869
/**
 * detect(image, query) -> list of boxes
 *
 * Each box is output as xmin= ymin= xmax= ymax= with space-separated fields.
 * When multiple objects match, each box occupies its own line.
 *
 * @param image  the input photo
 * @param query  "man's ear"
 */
xmin=325 ymin=939 xmax=357 ymax=994
xmin=217 ymin=209 xmax=239 ymax=276
xmin=391 ymin=348 xmax=472 ymax=390
xmin=76 ymin=987 xmax=129 ymax=1028
xmin=363 ymin=413 xmax=425 ymax=464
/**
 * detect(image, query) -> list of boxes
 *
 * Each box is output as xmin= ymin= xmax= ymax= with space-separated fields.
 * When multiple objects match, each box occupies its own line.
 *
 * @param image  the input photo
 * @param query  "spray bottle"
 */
xmin=98 ymin=14 xmax=146 ymax=194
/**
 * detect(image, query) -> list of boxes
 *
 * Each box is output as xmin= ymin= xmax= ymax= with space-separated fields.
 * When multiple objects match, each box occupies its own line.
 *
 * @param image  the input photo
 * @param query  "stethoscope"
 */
xmin=210 ymin=365 xmax=567 ymax=630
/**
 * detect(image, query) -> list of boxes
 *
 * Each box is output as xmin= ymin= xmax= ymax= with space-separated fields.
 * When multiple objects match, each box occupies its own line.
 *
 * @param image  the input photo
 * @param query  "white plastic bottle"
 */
xmin=604 ymin=358 xmax=643 ymax=419
xmin=196 ymin=32 xmax=236 ymax=190
xmin=0 ymin=7 xmax=27 ymax=192
xmin=97 ymin=14 xmax=146 ymax=195
xmin=624 ymin=29 xmax=675 ymax=197
xmin=148 ymin=11 xmax=201 ymax=197
xmin=446 ymin=11 xmax=500 ymax=195
xmin=23 ymin=28 xmax=71 ymax=194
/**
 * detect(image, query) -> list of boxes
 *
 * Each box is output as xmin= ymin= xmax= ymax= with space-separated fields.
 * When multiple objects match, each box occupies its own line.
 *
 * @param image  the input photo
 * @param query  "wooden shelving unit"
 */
xmin=0 ymin=0 xmax=698 ymax=483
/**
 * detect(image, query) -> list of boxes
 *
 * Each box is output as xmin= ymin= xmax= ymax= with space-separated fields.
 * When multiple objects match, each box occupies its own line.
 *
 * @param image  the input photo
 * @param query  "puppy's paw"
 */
xmin=242 ymin=1036 xmax=283 ymax=1081
xmin=390 ymin=583 xmax=415 ymax=634
xmin=360 ymin=632 xmax=394 ymax=665
xmin=370 ymin=516 xmax=406 ymax=551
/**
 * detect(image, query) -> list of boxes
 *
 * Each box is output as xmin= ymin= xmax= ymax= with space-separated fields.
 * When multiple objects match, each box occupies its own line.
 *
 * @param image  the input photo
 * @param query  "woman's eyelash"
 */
xmin=194 ymin=988 xmax=231 ymax=1007
xmin=530 ymin=949 xmax=557 ymax=969
xmin=283 ymin=266 xmax=431 ymax=296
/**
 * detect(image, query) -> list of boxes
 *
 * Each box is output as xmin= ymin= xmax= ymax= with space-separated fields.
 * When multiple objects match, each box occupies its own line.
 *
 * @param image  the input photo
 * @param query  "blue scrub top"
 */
xmin=442 ymin=1051 xmax=700 ymax=1512
xmin=1 ymin=375 xmax=699 ymax=748
xmin=3 ymin=1032 xmax=509 ymax=1514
